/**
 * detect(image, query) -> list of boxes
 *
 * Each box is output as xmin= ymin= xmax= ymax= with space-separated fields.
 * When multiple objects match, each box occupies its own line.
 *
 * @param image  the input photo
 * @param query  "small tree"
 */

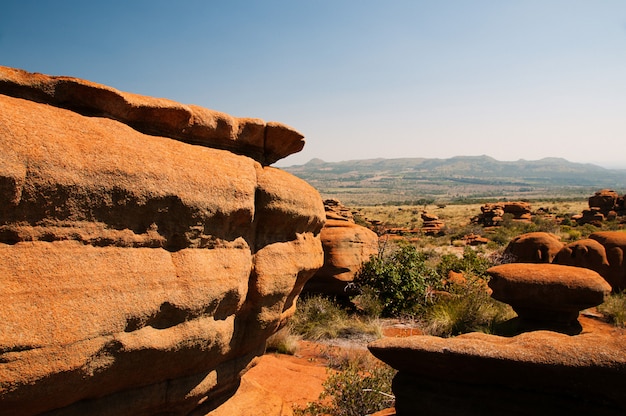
xmin=354 ymin=242 xmax=441 ymax=317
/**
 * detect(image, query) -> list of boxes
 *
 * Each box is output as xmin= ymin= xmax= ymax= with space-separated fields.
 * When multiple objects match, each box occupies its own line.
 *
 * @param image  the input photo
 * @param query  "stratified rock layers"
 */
xmin=0 ymin=84 xmax=324 ymax=414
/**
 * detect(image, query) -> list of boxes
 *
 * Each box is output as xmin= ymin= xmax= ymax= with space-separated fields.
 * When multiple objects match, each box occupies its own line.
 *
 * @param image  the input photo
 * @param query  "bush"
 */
xmin=294 ymin=360 xmax=395 ymax=416
xmin=354 ymin=242 xmax=441 ymax=317
xmin=436 ymin=246 xmax=493 ymax=278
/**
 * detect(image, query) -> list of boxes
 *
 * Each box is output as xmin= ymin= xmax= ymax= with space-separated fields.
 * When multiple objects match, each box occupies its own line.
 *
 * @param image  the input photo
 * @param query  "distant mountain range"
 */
xmin=283 ymin=156 xmax=626 ymax=205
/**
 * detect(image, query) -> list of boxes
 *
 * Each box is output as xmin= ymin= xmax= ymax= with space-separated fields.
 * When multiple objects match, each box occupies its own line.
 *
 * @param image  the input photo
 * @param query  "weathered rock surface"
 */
xmin=205 ymin=377 xmax=294 ymax=416
xmin=503 ymin=232 xmax=563 ymax=263
xmin=0 ymin=65 xmax=304 ymax=165
xmin=588 ymin=231 xmax=626 ymax=291
xmin=303 ymin=199 xmax=378 ymax=296
xmin=553 ymin=238 xmax=610 ymax=280
xmin=486 ymin=263 xmax=611 ymax=325
xmin=369 ymin=329 xmax=626 ymax=415
xmin=0 ymin=70 xmax=325 ymax=415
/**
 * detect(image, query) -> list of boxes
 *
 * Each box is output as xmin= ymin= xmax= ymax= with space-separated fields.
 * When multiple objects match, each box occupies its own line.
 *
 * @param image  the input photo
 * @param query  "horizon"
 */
xmin=279 ymin=154 xmax=626 ymax=170
xmin=2 ymin=1 xmax=626 ymax=169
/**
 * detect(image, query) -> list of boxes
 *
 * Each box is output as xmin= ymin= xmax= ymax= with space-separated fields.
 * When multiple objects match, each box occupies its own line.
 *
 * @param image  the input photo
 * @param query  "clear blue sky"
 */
xmin=2 ymin=1 xmax=625 ymax=168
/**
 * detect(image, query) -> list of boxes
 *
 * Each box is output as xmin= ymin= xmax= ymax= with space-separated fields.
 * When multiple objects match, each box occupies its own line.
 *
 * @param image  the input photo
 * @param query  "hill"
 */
xmin=283 ymin=156 xmax=626 ymax=205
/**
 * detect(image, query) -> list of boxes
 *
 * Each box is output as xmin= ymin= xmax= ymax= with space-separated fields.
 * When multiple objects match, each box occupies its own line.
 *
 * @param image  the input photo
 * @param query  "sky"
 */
xmin=1 ymin=1 xmax=625 ymax=168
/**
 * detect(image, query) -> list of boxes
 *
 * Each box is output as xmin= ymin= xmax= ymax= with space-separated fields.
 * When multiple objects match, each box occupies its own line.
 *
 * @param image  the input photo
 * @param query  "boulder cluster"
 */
xmin=574 ymin=189 xmax=626 ymax=226
xmin=471 ymin=201 xmax=532 ymax=226
xmin=369 ymin=230 xmax=626 ymax=414
xmin=505 ymin=231 xmax=626 ymax=292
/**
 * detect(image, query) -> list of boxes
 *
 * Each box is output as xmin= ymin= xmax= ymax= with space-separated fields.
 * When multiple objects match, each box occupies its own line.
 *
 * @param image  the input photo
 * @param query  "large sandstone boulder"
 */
xmin=0 ymin=68 xmax=325 ymax=415
xmin=486 ymin=263 xmax=611 ymax=325
xmin=553 ymin=238 xmax=611 ymax=281
xmin=0 ymin=66 xmax=304 ymax=165
xmin=369 ymin=330 xmax=626 ymax=415
xmin=552 ymin=231 xmax=626 ymax=291
xmin=503 ymin=232 xmax=564 ymax=263
xmin=588 ymin=231 xmax=626 ymax=291
xmin=303 ymin=199 xmax=378 ymax=296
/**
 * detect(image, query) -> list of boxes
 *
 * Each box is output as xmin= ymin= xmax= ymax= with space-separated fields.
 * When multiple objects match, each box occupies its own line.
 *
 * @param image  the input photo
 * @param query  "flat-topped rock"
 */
xmin=486 ymin=263 xmax=611 ymax=325
xmin=0 ymin=65 xmax=303 ymax=165
xmin=368 ymin=329 xmax=626 ymax=415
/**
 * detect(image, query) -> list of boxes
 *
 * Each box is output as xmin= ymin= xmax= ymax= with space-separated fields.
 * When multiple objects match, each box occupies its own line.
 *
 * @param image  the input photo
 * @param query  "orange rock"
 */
xmin=369 ymin=328 xmax=626 ymax=415
xmin=205 ymin=377 xmax=294 ymax=416
xmin=589 ymin=231 xmax=626 ymax=291
xmin=0 ymin=65 xmax=302 ymax=165
xmin=0 ymin=73 xmax=324 ymax=415
xmin=486 ymin=263 xmax=611 ymax=324
xmin=589 ymin=189 xmax=619 ymax=215
xmin=503 ymin=232 xmax=563 ymax=263
xmin=304 ymin=200 xmax=378 ymax=296
xmin=554 ymin=238 xmax=611 ymax=285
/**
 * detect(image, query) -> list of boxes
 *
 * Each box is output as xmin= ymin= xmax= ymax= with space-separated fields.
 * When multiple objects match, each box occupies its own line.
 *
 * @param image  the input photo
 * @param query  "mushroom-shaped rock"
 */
xmin=368 ymin=330 xmax=626 ymax=415
xmin=486 ymin=263 xmax=611 ymax=325
xmin=503 ymin=232 xmax=563 ymax=263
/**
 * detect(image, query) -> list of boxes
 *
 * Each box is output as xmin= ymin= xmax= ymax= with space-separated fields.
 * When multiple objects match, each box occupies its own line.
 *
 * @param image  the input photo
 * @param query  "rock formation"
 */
xmin=486 ymin=263 xmax=611 ymax=326
xmin=503 ymin=232 xmax=563 ymax=263
xmin=503 ymin=230 xmax=626 ymax=292
xmin=303 ymin=199 xmax=378 ymax=296
xmin=462 ymin=233 xmax=489 ymax=245
xmin=0 ymin=66 xmax=303 ymax=165
xmin=472 ymin=201 xmax=532 ymax=226
xmin=0 ymin=67 xmax=325 ymax=415
xmin=586 ymin=231 xmax=626 ymax=291
xmin=369 ymin=329 xmax=626 ymax=415
xmin=370 ymin=260 xmax=620 ymax=415
xmin=574 ymin=189 xmax=625 ymax=225
xmin=420 ymin=212 xmax=445 ymax=236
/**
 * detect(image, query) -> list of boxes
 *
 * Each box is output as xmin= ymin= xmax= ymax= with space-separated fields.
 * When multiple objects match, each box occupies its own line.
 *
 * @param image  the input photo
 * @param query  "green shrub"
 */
xmin=294 ymin=360 xmax=395 ymax=416
xmin=598 ymin=292 xmax=626 ymax=327
xmin=354 ymin=242 xmax=441 ymax=317
xmin=436 ymin=246 xmax=493 ymax=279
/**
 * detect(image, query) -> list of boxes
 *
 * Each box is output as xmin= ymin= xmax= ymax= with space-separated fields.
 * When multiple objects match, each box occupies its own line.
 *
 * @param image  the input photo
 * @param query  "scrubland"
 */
xmin=269 ymin=197 xmax=625 ymax=415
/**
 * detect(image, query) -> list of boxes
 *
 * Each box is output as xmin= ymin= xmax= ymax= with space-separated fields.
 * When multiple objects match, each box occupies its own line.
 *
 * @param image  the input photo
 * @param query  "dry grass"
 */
xmin=353 ymin=200 xmax=588 ymax=232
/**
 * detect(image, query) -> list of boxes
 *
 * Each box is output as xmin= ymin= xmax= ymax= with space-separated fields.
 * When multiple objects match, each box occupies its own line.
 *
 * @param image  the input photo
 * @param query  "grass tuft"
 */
xmin=289 ymin=295 xmax=381 ymax=341
xmin=598 ymin=292 xmax=626 ymax=327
